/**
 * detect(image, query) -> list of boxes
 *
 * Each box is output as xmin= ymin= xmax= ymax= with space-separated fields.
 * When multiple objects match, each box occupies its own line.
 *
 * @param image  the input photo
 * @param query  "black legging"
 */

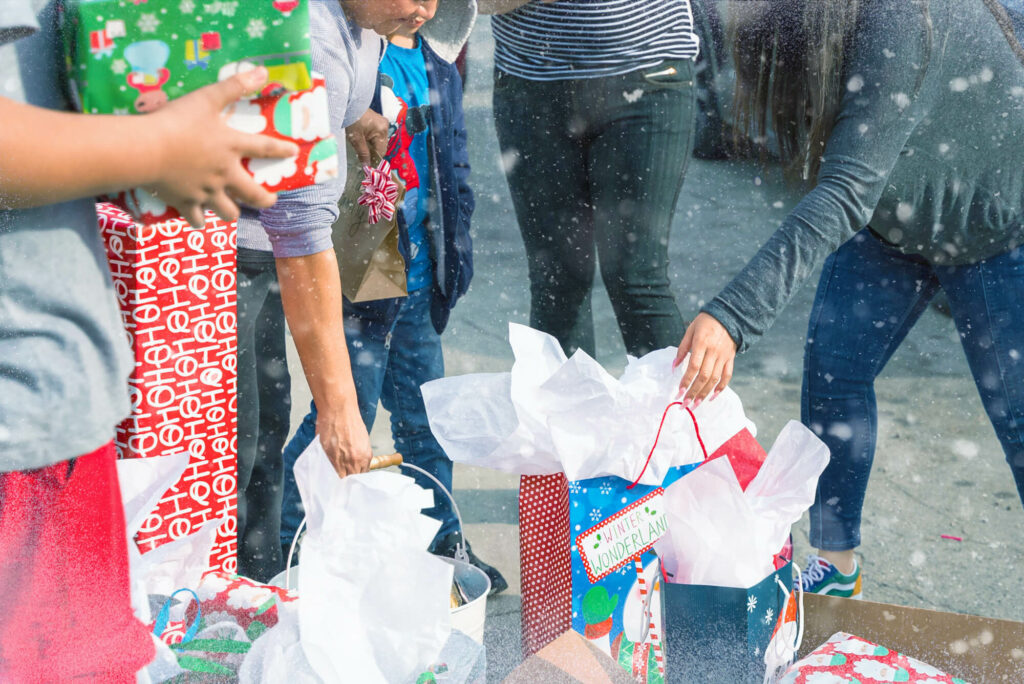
xmin=492 ymin=61 xmax=697 ymax=357
xmin=236 ymin=249 xmax=291 ymax=581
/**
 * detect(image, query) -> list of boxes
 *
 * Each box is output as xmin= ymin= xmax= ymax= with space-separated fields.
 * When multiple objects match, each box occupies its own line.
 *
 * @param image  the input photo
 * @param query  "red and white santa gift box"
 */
xmin=98 ymin=202 xmax=237 ymax=573
xmin=105 ymin=75 xmax=338 ymax=226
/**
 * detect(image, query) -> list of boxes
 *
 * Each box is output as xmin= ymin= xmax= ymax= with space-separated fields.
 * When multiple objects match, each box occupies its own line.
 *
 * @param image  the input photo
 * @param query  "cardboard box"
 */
xmin=97 ymin=203 xmax=237 ymax=573
xmin=503 ymin=630 xmax=636 ymax=684
xmin=801 ymin=594 xmax=1024 ymax=682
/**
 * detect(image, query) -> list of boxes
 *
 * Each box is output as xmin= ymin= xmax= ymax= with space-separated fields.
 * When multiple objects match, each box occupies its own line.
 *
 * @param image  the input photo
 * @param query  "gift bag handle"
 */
xmin=152 ymin=588 xmax=202 ymax=646
xmin=627 ymin=401 xmax=708 ymax=490
xmin=284 ymin=453 xmax=468 ymax=590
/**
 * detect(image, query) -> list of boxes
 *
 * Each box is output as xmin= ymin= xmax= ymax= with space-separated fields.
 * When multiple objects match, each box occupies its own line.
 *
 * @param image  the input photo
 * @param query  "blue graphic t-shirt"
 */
xmin=381 ymin=39 xmax=432 ymax=292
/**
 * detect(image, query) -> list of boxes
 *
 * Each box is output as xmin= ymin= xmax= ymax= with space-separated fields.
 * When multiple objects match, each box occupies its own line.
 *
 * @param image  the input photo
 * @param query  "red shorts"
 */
xmin=0 ymin=443 xmax=155 ymax=682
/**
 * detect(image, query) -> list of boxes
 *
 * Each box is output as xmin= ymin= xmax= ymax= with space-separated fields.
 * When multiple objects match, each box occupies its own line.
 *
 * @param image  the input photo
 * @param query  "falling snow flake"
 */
xmin=245 ymin=18 xmax=267 ymax=39
xmin=137 ymin=13 xmax=160 ymax=33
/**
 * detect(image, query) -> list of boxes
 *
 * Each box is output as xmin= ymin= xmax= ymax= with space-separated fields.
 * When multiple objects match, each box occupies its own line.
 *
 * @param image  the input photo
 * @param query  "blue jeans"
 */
xmin=803 ymin=230 xmax=1024 ymax=550
xmin=280 ymin=286 xmax=458 ymax=549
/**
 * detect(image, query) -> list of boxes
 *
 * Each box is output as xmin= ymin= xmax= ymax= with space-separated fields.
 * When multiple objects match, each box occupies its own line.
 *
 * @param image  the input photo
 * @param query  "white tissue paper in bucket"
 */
xmin=654 ymin=420 xmax=830 ymax=588
xmin=293 ymin=437 xmax=454 ymax=684
xmin=423 ymin=323 xmax=755 ymax=484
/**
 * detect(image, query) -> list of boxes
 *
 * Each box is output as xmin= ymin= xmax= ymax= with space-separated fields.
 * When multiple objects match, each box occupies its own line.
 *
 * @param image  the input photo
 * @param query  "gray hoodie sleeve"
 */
xmin=702 ymin=1 xmax=943 ymax=352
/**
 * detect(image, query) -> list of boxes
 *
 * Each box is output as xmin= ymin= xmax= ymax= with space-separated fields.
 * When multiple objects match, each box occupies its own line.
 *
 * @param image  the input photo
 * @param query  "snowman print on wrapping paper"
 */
xmin=580 ymin=557 xmax=665 ymax=683
xmin=124 ymin=40 xmax=171 ymax=112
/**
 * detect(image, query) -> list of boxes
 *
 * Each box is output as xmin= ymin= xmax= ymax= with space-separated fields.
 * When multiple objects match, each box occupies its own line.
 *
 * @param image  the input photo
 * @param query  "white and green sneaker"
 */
xmin=796 ymin=555 xmax=862 ymax=599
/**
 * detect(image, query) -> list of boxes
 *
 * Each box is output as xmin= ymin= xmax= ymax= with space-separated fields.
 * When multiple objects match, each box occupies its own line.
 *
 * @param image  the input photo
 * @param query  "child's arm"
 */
xmin=0 ymin=69 xmax=296 ymax=227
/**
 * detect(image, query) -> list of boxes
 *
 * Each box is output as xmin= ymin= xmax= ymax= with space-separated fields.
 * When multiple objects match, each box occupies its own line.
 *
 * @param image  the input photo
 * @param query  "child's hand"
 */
xmin=147 ymin=68 xmax=298 ymax=228
xmin=345 ymin=109 xmax=390 ymax=166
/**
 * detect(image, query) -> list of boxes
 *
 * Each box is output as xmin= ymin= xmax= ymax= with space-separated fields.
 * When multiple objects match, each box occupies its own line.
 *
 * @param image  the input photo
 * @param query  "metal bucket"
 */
xmin=441 ymin=556 xmax=490 ymax=644
xmin=269 ymin=460 xmax=488 ymax=640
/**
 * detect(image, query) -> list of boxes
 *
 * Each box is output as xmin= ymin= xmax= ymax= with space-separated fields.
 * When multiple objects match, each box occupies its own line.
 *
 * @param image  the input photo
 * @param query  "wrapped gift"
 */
xmin=62 ymin=0 xmax=313 ymax=112
xmin=98 ymin=202 xmax=238 ymax=572
xmin=781 ymin=632 xmax=967 ymax=683
xmin=62 ymin=1 xmax=337 ymax=223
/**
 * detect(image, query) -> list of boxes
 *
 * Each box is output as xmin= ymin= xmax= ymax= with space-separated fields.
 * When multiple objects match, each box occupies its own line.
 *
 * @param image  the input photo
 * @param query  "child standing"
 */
xmin=279 ymin=0 xmax=507 ymax=594
xmin=0 ymin=0 xmax=295 ymax=677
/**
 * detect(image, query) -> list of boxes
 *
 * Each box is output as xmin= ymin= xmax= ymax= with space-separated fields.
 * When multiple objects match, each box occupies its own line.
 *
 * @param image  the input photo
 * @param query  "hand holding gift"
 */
xmin=145 ymin=67 xmax=298 ymax=227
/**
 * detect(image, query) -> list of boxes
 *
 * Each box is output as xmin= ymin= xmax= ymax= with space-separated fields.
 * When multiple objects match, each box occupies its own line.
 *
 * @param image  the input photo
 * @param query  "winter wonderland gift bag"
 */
xmin=568 ymin=399 xmax=774 ymax=683
xmin=568 ymin=404 xmax=708 ymax=684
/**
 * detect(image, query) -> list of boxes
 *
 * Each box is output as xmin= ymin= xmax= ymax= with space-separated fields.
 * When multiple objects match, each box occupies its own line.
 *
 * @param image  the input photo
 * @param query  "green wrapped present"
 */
xmin=61 ymin=0 xmax=313 ymax=115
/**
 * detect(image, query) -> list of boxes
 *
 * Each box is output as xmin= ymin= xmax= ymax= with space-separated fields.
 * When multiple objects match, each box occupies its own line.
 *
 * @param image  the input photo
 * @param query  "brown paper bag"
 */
xmin=334 ymin=151 xmax=408 ymax=303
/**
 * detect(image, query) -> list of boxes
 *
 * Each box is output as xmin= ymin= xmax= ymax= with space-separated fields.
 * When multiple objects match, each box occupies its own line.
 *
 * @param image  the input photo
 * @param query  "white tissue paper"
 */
xmin=293 ymin=437 xmax=454 ymax=684
xmin=117 ymin=454 xmax=222 ymax=684
xmin=116 ymin=452 xmax=190 ymax=623
xmin=423 ymin=323 xmax=755 ymax=485
xmin=654 ymin=421 xmax=830 ymax=588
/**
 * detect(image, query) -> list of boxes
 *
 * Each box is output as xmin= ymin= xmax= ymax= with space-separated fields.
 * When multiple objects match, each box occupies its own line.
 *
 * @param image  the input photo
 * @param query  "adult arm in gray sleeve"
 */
xmin=677 ymin=2 xmax=944 ymax=402
xmin=257 ymin=23 xmax=351 ymax=258
xmin=702 ymin=2 xmax=943 ymax=353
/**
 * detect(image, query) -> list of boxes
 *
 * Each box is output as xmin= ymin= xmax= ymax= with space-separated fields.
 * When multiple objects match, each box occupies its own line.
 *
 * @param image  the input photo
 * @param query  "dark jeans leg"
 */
xmin=803 ymin=231 xmax=939 ymax=550
xmin=939 ymin=246 xmax=1024 ymax=506
xmin=379 ymin=287 xmax=458 ymax=543
xmin=588 ymin=60 xmax=695 ymax=356
xmin=236 ymin=250 xmax=290 ymax=581
xmin=493 ymin=70 xmax=597 ymax=356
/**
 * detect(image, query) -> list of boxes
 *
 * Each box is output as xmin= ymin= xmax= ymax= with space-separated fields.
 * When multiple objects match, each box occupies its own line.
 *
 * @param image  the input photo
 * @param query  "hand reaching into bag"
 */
xmin=674 ymin=313 xmax=738 ymax=407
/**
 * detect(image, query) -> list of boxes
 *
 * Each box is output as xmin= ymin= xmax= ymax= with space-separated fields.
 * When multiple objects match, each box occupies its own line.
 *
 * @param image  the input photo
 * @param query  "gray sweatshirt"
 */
xmin=704 ymin=0 xmax=1024 ymax=352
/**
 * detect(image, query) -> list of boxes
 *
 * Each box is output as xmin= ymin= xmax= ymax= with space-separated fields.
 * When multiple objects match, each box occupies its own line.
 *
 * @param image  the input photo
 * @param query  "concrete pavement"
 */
xmin=286 ymin=19 xmax=1024 ymax=682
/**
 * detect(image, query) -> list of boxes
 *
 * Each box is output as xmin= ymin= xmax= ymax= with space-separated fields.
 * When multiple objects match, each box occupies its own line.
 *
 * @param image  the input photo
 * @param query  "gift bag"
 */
xmin=661 ymin=561 xmax=793 ymax=682
xmin=336 ymin=152 xmax=409 ymax=303
xmin=567 ymin=405 xmax=710 ymax=684
xmin=655 ymin=421 xmax=830 ymax=683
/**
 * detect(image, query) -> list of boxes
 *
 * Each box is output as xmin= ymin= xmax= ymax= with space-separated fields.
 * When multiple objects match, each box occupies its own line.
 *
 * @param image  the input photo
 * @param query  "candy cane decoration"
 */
xmin=357 ymin=160 xmax=399 ymax=224
xmin=634 ymin=556 xmax=666 ymax=679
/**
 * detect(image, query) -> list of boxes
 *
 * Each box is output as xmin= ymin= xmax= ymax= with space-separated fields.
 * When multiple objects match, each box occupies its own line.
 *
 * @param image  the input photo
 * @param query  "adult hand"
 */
xmin=345 ymin=108 xmax=390 ymax=166
xmin=673 ymin=312 xmax=738 ymax=406
xmin=148 ymin=67 xmax=298 ymax=228
xmin=316 ymin=404 xmax=373 ymax=478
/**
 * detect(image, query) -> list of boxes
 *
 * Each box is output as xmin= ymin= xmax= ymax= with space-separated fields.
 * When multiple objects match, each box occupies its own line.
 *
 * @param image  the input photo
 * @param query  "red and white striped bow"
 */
xmin=357 ymin=160 xmax=399 ymax=224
